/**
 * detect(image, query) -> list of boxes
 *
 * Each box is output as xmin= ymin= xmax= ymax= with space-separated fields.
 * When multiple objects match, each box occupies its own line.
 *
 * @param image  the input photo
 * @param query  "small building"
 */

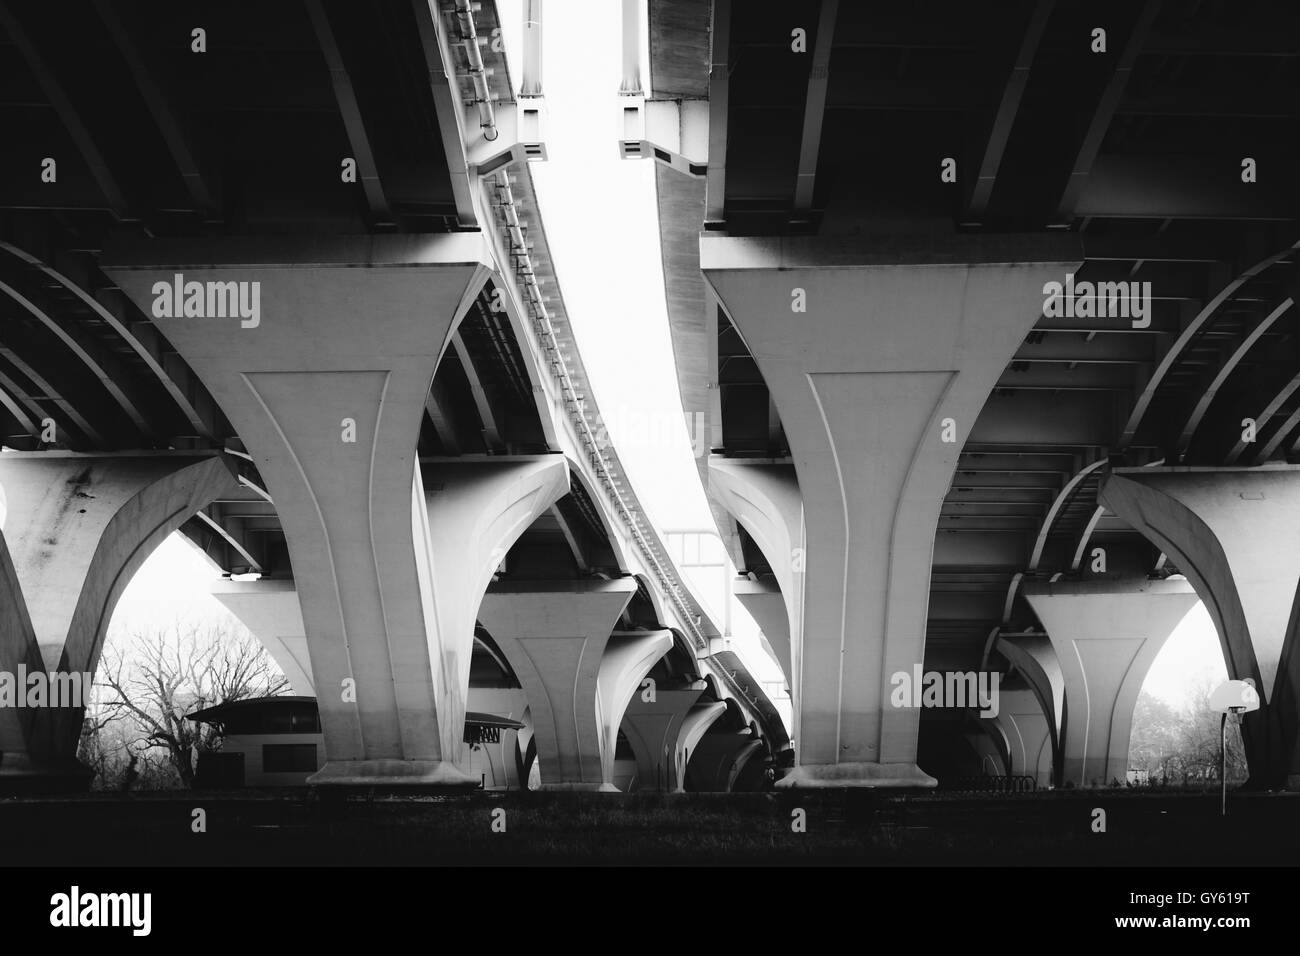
xmin=188 ymin=696 xmax=524 ymax=788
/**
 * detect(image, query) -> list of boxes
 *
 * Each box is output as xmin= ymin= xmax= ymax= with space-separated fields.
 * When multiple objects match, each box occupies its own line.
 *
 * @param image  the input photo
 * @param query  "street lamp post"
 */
xmin=1210 ymin=679 xmax=1260 ymax=817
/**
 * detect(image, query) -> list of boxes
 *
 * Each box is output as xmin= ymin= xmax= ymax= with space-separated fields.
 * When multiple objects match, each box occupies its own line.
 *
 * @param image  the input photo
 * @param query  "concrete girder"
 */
xmin=1026 ymin=577 xmax=1198 ymax=787
xmin=1100 ymin=465 xmax=1300 ymax=789
xmin=702 ymin=232 xmax=1080 ymax=788
xmin=0 ymin=452 xmax=237 ymax=778
xmin=103 ymin=234 xmax=494 ymax=786
xmin=477 ymin=579 xmax=672 ymax=791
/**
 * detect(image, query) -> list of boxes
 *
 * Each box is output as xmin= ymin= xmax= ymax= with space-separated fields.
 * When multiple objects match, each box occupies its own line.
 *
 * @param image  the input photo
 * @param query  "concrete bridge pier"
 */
xmin=708 ymin=459 xmax=801 ymax=693
xmin=209 ymin=455 xmax=568 ymax=781
xmin=105 ymin=235 xmax=502 ymax=786
xmin=992 ymin=684 xmax=1056 ymax=788
xmin=620 ymin=680 xmax=707 ymax=791
xmin=0 ymin=453 xmax=236 ymax=786
xmin=1025 ymin=578 xmax=1198 ymax=787
xmin=702 ymin=234 xmax=1079 ymax=788
xmin=1101 ymin=466 xmax=1300 ymax=790
xmin=674 ymin=701 xmax=727 ymax=792
xmin=477 ymin=579 xmax=672 ymax=791
xmin=212 ymin=579 xmax=315 ymax=696
xmin=684 ymin=728 xmax=764 ymax=792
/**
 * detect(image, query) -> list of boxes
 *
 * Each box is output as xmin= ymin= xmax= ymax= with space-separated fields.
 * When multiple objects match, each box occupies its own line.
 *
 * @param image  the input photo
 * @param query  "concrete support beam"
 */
xmin=685 ymin=730 xmax=763 ymax=792
xmin=212 ymin=457 xmax=568 ymax=776
xmin=967 ymin=721 xmax=1009 ymax=776
xmin=210 ymin=580 xmax=538 ymax=790
xmin=620 ymin=681 xmax=706 ymax=791
xmin=708 ymin=457 xmax=801 ymax=688
xmin=465 ymin=687 xmax=529 ymax=790
xmin=995 ymin=634 xmax=1062 ymax=785
xmin=1100 ymin=465 xmax=1300 ymax=789
xmin=993 ymin=686 xmax=1055 ymax=787
xmin=478 ymin=580 xmax=672 ymax=790
xmin=104 ymin=235 xmax=493 ymax=786
xmin=415 ymin=458 xmax=570 ymax=770
xmin=211 ymin=579 xmax=315 ymax=696
xmin=0 ymin=453 xmax=236 ymax=780
xmin=733 ymin=577 xmax=790 ymax=685
xmin=1026 ymin=577 xmax=1197 ymax=787
xmin=675 ymin=701 xmax=726 ymax=792
xmin=702 ymin=234 xmax=1079 ymax=788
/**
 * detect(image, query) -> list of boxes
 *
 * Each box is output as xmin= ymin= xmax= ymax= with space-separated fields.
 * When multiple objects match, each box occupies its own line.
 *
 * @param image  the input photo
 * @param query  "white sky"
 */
xmin=109 ymin=0 xmax=1224 ymax=720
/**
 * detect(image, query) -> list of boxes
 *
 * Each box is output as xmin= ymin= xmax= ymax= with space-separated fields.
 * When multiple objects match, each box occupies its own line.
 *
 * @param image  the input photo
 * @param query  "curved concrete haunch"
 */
xmin=211 ymin=579 xmax=315 ymax=696
xmin=996 ymin=632 xmax=1064 ymax=783
xmin=733 ymin=578 xmax=791 ymax=686
xmin=415 ymin=458 xmax=570 ymax=769
xmin=465 ymin=687 xmax=530 ymax=790
xmin=709 ymin=458 xmax=801 ymax=688
xmin=212 ymin=456 xmax=569 ymax=779
xmin=674 ymin=700 xmax=727 ymax=792
xmin=686 ymin=729 xmax=763 ymax=792
xmin=993 ymin=685 xmax=1055 ymax=787
xmin=703 ymin=233 xmax=1079 ymax=787
xmin=620 ymin=681 xmax=708 ymax=791
xmin=105 ymin=235 xmax=494 ymax=786
xmin=1026 ymin=577 xmax=1197 ymax=787
xmin=1100 ymin=465 xmax=1300 ymax=789
xmin=0 ymin=453 xmax=237 ymax=780
xmin=478 ymin=579 xmax=673 ymax=791
xmin=969 ymin=720 xmax=1009 ymax=776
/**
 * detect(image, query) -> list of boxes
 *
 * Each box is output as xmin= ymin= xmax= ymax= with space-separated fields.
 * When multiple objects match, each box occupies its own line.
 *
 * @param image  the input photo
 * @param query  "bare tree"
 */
xmin=91 ymin=617 xmax=290 ymax=788
xmin=1129 ymin=680 xmax=1247 ymax=786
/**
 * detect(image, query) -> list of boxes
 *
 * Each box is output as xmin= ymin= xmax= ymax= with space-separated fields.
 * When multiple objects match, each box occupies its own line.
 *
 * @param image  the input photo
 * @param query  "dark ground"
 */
xmin=1 ymin=787 xmax=1295 ymax=865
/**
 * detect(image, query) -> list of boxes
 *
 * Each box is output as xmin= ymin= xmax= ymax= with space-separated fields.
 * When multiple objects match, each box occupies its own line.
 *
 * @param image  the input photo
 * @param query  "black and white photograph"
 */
xmin=0 ymin=0 xmax=1294 ymax=939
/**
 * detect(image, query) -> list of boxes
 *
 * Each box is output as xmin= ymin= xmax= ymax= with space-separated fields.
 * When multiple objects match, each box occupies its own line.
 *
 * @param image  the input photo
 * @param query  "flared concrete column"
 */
xmin=0 ymin=453 xmax=236 ymax=781
xmin=733 ymin=578 xmax=790 ymax=687
xmin=415 ymin=458 xmax=569 ymax=769
xmin=686 ymin=730 xmax=763 ymax=792
xmin=703 ymin=233 xmax=1079 ymax=787
xmin=105 ymin=234 xmax=492 ymax=786
xmin=1100 ymin=465 xmax=1300 ymax=789
xmin=709 ymin=459 xmax=802 ymax=692
xmin=674 ymin=701 xmax=726 ymax=792
xmin=478 ymin=579 xmax=672 ymax=790
xmin=620 ymin=681 xmax=706 ymax=791
xmin=968 ymin=721 xmax=1008 ymax=776
xmin=465 ymin=687 xmax=529 ymax=790
xmin=212 ymin=579 xmax=315 ymax=696
xmin=209 ymin=457 xmax=568 ymax=777
xmin=993 ymin=686 xmax=1054 ymax=787
xmin=1026 ymin=577 xmax=1197 ymax=787
xmin=996 ymin=633 xmax=1064 ymax=761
